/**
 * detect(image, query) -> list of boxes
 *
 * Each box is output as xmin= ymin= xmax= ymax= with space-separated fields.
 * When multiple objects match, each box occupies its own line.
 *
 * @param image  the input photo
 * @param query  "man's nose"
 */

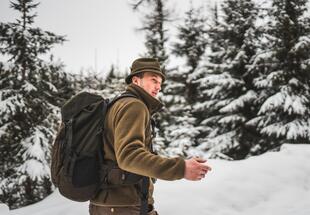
xmin=157 ymin=84 xmax=161 ymax=91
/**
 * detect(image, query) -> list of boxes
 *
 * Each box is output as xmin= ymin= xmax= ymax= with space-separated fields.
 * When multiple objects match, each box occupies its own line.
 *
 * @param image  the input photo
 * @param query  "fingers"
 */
xmin=194 ymin=158 xmax=212 ymax=172
xmin=192 ymin=157 xmax=211 ymax=170
xmin=196 ymin=161 xmax=212 ymax=180
xmin=200 ymin=169 xmax=209 ymax=175
xmin=196 ymin=173 xmax=206 ymax=181
xmin=193 ymin=169 xmax=209 ymax=181
xmin=201 ymin=164 xmax=212 ymax=172
xmin=184 ymin=158 xmax=213 ymax=181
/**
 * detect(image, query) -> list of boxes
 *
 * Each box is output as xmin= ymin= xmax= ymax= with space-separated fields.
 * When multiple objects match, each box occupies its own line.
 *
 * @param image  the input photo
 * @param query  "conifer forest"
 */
xmin=1 ymin=0 xmax=310 ymax=209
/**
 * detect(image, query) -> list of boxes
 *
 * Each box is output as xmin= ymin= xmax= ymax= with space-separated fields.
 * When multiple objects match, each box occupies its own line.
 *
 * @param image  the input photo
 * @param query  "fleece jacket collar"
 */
xmin=126 ymin=83 xmax=164 ymax=115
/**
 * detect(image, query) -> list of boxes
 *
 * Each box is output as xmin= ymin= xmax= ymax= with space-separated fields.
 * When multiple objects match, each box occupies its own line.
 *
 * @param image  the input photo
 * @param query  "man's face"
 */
xmin=132 ymin=72 xmax=162 ymax=98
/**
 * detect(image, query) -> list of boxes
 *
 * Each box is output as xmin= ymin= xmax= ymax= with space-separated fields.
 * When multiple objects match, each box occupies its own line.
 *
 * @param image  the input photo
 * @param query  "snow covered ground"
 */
xmin=5 ymin=144 xmax=310 ymax=215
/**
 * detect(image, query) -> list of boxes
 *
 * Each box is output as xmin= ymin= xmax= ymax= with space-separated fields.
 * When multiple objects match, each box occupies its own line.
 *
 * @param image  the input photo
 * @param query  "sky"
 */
xmin=5 ymin=144 xmax=310 ymax=215
xmin=0 ymin=0 xmax=212 ymax=75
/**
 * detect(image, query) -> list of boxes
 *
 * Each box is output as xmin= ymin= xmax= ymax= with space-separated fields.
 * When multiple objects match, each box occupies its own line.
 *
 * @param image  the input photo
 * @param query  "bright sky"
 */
xmin=0 ymin=0 xmax=211 ymax=75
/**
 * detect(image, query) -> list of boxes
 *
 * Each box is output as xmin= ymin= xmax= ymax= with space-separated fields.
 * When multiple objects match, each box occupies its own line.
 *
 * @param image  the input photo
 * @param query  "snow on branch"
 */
xmin=248 ymin=50 xmax=276 ymax=71
xmin=291 ymin=36 xmax=310 ymax=52
xmin=197 ymin=130 xmax=237 ymax=160
xmin=198 ymin=72 xmax=244 ymax=88
xmin=22 ymin=81 xmax=37 ymax=92
xmin=218 ymin=114 xmax=246 ymax=125
xmin=0 ymin=92 xmax=25 ymax=116
xmin=220 ymin=90 xmax=257 ymax=113
xmin=17 ymin=126 xmax=51 ymax=181
xmin=261 ymin=119 xmax=310 ymax=140
xmin=16 ymin=159 xmax=49 ymax=182
xmin=259 ymin=89 xmax=308 ymax=115
xmin=0 ymin=123 xmax=11 ymax=139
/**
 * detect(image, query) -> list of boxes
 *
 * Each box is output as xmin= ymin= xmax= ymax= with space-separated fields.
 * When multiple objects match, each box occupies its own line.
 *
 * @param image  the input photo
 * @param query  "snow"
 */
xmin=44 ymin=81 xmax=58 ymax=93
xmin=17 ymin=159 xmax=49 ymax=181
xmin=0 ymin=123 xmax=10 ymax=138
xmin=197 ymin=72 xmax=244 ymax=88
xmin=261 ymin=119 xmax=310 ymax=140
xmin=22 ymin=82 xmax=37 ymax=92
xmin=21 ymin=127 xmax=49 ymax=162
xmin=292 ymin=36 xmax=310 ymax=51
xmin=218 ymin=114 xmax=246 ymax=125
xmin=220 ymin=90 xmax=257 ymax=113
xmin=8 ymin=144 xmax=310 ymax=215
xmin=0 ymin=203 xmax=9 ymax=215
xmin=17 ymin=126 xmax=52 ymax=180
xmin=0 ymin=93 xmax=26 ymax=116
xmin=259 ymin=90 xmax=308 ymax=115
xmin=197 ymin=130 xmax=237 ymax=159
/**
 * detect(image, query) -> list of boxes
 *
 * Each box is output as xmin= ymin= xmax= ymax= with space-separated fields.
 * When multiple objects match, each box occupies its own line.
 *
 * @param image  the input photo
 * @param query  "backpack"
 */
xmin=51 ymin=91 xmax=145 ymax=202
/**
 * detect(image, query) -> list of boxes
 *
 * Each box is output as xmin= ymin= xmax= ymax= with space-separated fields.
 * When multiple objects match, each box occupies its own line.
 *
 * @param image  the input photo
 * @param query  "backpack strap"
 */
xmin=62 ymin=117 xmax=77 ymax=180
xmin=108 ymin=92 xmax=138 ymax=107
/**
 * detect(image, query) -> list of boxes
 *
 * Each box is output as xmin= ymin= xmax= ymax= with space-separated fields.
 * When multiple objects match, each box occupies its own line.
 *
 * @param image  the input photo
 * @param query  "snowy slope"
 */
xmin=8 ymin=144 xmax=310 ymax=215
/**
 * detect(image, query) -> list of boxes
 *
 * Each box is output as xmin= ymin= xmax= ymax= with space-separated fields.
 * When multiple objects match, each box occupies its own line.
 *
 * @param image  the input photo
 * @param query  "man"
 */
xmin=89 ymin=58 xmax=212 ymax=215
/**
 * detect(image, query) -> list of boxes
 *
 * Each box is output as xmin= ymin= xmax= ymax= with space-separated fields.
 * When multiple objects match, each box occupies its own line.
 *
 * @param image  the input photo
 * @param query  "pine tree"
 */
xmin=131 ymin=0 xmax=170 ymax=65
xmin=101 ymin=65 xmax=127 ymax=98
xmin=41 ymin=55 xmax=76 ymax=107
xmin=72 ymin=65 xmax=127 ymax=100
xmin=0 ymin=0 xmax=65 ymax=208
xmin=172 ymin=5 xmax=208 ymax=104
xmin=163 ymin=5 xmax=208 ymax=157
xmin=247 ymin=0 xmax=310 ymax=153
xmin=193 ymin=0 xmax=259 ymax=160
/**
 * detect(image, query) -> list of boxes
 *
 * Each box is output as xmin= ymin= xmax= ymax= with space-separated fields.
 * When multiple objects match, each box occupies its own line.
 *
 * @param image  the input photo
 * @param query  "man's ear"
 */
xmin=132 ymin=76 xmax=139 ymax=85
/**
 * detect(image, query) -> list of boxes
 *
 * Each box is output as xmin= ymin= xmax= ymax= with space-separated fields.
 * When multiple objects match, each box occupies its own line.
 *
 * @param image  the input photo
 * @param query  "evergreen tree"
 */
xmin=0 ymin=0 xmax=65 ymax=208
xmin=193 ymin=0 xmax=259 ymax=160
xmin=42 ymin=55 xmax=76 ymax=106
xmin=247 ymin=0 xmax=310 ymax=153
xmin=72 ymin=65 xmax=126 ymax=99
xmin=164 ymin=5 xmax=208 ymax=157
xmin=131 ymin=0 xmax=170 ymax=65
xmin=71 ymin=67 xmax=103 ymax=93
xmin=172 ymin=5 xmax=208 ymax=104
xmin=101 ymin=65 xmax=127 ymax=98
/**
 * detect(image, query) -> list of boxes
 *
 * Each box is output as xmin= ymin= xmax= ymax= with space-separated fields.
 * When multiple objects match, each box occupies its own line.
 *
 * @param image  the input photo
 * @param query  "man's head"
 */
xmin=131 ymin=71 xmax=162 ymax=97
xmin=126 ymin=58 xmax=165 ymax=98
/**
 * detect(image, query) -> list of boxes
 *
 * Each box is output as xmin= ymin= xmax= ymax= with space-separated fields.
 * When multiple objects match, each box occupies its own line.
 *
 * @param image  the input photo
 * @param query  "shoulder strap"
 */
xmin=108 ymin=92 xmax=138 ymax=107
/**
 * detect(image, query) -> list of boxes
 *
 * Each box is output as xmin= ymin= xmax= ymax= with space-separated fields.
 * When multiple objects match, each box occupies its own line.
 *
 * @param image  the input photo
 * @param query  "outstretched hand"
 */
xmin=184 ymin=157 xmax=212 ymax=181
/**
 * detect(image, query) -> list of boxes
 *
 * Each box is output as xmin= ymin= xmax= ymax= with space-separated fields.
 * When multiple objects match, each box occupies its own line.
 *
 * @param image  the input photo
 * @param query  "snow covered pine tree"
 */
xmin=164 ymin=4 xmax=208 ymax=157
xmin=0 ymin=0 xmax=65 ymax=209
xmin=192 ymin=0 xmax=260 ymax=160
xmin=247 ymin=0 xmax=310 ymax=152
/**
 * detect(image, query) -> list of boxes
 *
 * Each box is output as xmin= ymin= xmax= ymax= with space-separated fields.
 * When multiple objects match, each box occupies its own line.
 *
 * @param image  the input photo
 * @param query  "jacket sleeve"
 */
xmin=113 ymin=100 xmax=185 ymax=181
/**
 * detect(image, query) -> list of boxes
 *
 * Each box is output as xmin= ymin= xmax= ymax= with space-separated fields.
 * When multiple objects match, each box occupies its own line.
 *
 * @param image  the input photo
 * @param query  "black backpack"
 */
xmin=51 ymin=91 xmax=149 ymax=205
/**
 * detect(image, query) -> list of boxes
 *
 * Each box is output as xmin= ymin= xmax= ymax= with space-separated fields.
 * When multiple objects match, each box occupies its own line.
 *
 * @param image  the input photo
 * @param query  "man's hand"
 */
xmin=184 ymin=157 xmax=212 ymax=181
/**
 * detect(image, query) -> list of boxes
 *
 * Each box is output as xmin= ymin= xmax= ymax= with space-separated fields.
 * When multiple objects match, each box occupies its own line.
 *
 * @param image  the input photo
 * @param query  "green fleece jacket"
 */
xmin=91 ymin=83 xmax=185 ymax=206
